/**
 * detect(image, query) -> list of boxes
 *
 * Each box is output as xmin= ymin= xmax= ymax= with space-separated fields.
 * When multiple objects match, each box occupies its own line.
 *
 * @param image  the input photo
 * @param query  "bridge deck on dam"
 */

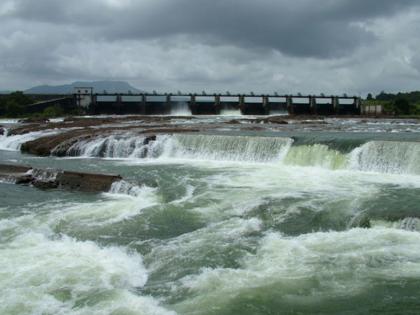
xmin=83 ymin=93 xmax=362 ymax=116
xmin=0 ymin=92 xmax=362 ymax=116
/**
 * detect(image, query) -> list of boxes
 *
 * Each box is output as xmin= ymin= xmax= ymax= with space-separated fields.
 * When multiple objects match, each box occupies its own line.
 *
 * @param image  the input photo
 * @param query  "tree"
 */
xmin=376 ymin=91 xmax=395 ymax=101
xmin=5 ymin=99 xmax=24 ymax=117
xmin=8 ymin=91 xmax=32 ymax=106
xmin=393 ymin=98 xmax=411 ymax=115
xmin=366 ymin=93 xmax=373 ymax=100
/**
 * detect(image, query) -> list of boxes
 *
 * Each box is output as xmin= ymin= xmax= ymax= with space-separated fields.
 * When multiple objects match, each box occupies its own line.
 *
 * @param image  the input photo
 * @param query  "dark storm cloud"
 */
xmin=1 ymin=0 xmax=420 ymax=94
xmin=7 ymin=0 xmax=420 ymax=58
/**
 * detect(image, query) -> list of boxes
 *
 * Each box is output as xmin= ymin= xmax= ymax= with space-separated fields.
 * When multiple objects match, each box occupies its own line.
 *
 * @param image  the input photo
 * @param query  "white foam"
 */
xmin=0 ymin=232 xmax=174 ymax=315
xmin=109 ymin=180 xmax=152 ymax=198
xmin=176 ymin=228 xmax=420 ymax=312
xmin=55 ymin=185 xmax=159 ymax=226
xmin=0 ymin=119 xmax=20 ymax=124
xmin=0 ymin=130 xmax=61 ymax=151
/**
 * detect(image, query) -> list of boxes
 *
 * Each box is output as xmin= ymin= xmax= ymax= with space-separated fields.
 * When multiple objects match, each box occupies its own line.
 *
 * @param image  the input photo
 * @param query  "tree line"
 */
xmin=0 ymin=91 xmax=77 ymax=118
xmin=365 ymin=91 xmax=420 ymax=115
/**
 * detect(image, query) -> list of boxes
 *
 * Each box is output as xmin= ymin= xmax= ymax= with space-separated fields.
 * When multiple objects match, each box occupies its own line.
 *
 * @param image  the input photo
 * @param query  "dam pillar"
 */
xmin=354 ymin=97 xmax=361 ymax=115
xmin=116 ymin=94 xmax=123 ymax=114
xmin=90 ymin=94 xmax=98 ymax=114
xmin=262 ymin=95 xmax=270 ymax=114
xmin=239 ymin=95 xmax=245 ymax=114
xmin=140 ymin=94 xmax=146 ymax=114
xmin=286 ymin=96 xmax=294 ymax=115
xmin=332 ymin=96 xmax=339 ymax=114
xmin=214 ymin=94 xmax=221 ymax=112
xmin=310 ymin=96 xmax=317 ymax=115
xmin=189 ymin=94 xmax=197 ymax=115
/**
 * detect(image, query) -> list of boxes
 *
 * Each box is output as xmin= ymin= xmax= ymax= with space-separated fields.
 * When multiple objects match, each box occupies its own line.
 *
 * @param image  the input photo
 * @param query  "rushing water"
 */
xmin=1 ymin=118 xmax=420 ymax=314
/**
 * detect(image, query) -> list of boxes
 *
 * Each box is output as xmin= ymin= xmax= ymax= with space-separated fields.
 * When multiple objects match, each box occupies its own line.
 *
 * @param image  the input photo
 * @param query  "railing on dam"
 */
xmin=78 ymin=93 xmax=362 ymax=115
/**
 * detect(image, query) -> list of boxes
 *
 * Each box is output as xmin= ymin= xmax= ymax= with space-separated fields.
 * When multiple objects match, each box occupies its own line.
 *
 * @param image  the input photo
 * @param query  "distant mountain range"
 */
xmin=24 ymin=81 xmax=142 ymax=94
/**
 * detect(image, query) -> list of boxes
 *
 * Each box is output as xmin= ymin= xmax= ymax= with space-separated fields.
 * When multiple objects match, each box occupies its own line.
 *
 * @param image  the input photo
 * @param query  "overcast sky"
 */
xmin=1 ymin=0 xmax=420 ymax=95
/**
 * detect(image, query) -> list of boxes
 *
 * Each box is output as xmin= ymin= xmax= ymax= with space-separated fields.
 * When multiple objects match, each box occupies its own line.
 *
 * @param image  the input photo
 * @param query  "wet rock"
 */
xmin=0 ymin=126 xmax=4 ymax=135
xmin=266 ymin=116 xmax=289 ymax=124
xmin=251 ymin=117 xmax=289 ymax=124
xmin=18 ymin=117 xmax=49 ymax=124
xmin=0 ymin=164 xmax=31 ymax=174
xmin=21 ymin=129 xmax=96 ymax=156
xmin=56 ymin=171 xmax=122 ymax=192
xmin=144 ymin=135 xmax=157 ymax=145
xmin=32 ymin=180 xmax=59 ymax=190
xmin=0 ymin=163 xmax=122 ymax=193
xmin=241 ymin=126 xmax=265 ymax=131
xmin=0 ymin=164 xmax=32 ymax=184
xmin=226 ymin=119 xmax=242 ymax=124
xmin=358 ymin=217 xmax=371 ymax=229
xmin=15 ymin=174 xmax=34 ymax=185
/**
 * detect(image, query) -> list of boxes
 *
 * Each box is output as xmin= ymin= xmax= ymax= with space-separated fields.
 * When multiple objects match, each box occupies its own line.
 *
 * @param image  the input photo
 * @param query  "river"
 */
xmin=1 ymin=116 xmax=420 ymax=314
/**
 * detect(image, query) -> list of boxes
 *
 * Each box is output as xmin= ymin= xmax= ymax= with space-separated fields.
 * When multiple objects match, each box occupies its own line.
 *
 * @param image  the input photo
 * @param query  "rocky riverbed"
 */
xmin=3 ymin=115 xmax=420 ymax=158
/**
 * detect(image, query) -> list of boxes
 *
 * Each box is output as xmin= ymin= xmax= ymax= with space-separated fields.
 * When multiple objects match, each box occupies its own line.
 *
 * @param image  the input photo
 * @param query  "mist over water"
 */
xmin=1 ymin=117 xmax=420 ymax=314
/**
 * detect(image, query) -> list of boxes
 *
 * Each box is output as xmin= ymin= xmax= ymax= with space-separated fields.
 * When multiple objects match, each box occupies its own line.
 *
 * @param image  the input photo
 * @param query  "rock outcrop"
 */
xmin=20 ymin=127 xmax=199 ymax=157
xmin=0 ymin=163 xmax=122 ymax=193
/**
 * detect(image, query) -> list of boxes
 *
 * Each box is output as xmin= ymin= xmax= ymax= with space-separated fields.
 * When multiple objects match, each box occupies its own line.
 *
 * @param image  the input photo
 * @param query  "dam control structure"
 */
xmin=79 ymin=90 xmax=362 ymax=115
xmin=3 ymin=89 xmax=363 ymax=116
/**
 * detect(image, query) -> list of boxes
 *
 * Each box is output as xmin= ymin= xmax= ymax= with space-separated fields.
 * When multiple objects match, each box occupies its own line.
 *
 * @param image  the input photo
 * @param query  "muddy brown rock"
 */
xmin=56 ymin=171 xmax=122 ymax=192
xmin=0 ymin=163 xmax=122 ymax=193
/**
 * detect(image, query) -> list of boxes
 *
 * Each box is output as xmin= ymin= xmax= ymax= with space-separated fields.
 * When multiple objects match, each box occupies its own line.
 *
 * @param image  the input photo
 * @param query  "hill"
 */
xmin=24 ymin=81 xmax=142 ymax=94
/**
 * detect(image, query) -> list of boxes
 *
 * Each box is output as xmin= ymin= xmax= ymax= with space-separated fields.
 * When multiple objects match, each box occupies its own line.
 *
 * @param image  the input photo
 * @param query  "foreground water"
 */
xmin=1 ymin=117 xmax=420 ymax=314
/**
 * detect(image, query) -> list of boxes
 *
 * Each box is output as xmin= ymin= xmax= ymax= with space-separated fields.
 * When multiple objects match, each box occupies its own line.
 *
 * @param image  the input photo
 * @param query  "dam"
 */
xmin=2 ymin=90 xmax=363 ymax=116
xmin=85 ymin=92 xmax=362 ymax=115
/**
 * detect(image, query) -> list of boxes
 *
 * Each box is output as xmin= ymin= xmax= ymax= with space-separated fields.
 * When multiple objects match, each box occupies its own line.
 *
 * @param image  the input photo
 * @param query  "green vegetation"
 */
xmin=0 ymin=91 xmax=83 ymax=119
xmin=0 ymin=92 xmax=32 ymax=117
xmin=363 ymin=91 xmax=420 ymax=116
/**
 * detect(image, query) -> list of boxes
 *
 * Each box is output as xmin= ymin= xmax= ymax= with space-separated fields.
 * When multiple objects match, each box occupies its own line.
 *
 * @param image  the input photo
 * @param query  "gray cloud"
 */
xmin=1 ymin=0 xmax=420 ymax=95
xmin=8 ymin=0 xmax=419 ymax=58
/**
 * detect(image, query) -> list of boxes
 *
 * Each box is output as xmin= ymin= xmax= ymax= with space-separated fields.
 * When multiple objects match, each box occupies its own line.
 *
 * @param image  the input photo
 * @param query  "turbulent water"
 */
xmin=55 ymin=133 xmax=420 ymax=175
xmin=2 ymin=118 xmax=420 ymax=314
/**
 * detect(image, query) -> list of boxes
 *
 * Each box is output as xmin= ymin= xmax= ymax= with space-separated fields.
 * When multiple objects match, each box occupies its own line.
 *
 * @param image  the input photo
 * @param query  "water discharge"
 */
xmin=170 ymin=102 xmax=191 ymax=116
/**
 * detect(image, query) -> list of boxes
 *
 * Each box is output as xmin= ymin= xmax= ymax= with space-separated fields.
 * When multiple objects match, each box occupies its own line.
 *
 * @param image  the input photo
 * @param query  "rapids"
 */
xmin=1 ymin=117 xmax=420 ymax=314
xmin=56 ymin=133 xmax=420 ymax=175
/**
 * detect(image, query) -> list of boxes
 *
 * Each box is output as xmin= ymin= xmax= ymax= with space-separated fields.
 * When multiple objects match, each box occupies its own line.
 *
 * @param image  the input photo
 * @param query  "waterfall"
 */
xmin=170 ymin=102 xmax=191 ymax=116
xmin=62 ymin=134 xmax=293 ymax=163
xmin=59 ymin=133 xmax=420 ymax=175
xmin=65 ymin=135 xmax=149 ymax=158
xmin=0 ymin=130 xmax=61 ymax=151
xmin=349 ymin=141 xmax=420 ymax=174
xmin=283 ymin=144 xmax=348 ymax=170
xmin=154 ymin=134 xmax=293 ymax=162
